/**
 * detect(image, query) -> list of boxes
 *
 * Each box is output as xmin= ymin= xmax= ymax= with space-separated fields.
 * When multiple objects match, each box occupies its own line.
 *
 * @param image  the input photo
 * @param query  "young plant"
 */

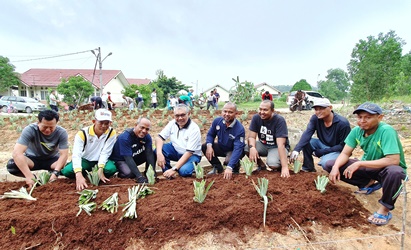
xmin=193 ymin=179 xmax=214 ymax=204
xmin=34 ymin=171 xmax=51 ymax=186
xmin=138 ymin=185 xmax=154 ymax=199
xmin=241 ymin=158 xmax=255 ymax=178
xmin=293 ymin=160 xmax=302 ymax=174
xmin=121 ymin=185 xmax=141 ymax=220
xmin=77 ymin=202 xmax=97 ymax=216
xmin=0 ymin=186 xmax=37 ymax=201
xmin=146 ymin=165 xmax=156 ymax=185
xmin=315 ymin=175 xmax=330 ymax=194
xmin=86 ymin=165 xmax=100 ymax=186
xmin=99 ymin=192 xmax=119 ymax=214
xmin=193 ymin=162 xmax=204 ymax=179
xmin=252 ymin=177 xmax=270 ymax=227
xmin=78 ymin=189 xmax=98 ymax=205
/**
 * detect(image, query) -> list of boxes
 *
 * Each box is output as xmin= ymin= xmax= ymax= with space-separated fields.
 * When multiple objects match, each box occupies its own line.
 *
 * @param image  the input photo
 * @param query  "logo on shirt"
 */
xmin=40 ymin=142 xmax=54 ymax=151
xmin=216 ymin=125 xmax=220 ymax=131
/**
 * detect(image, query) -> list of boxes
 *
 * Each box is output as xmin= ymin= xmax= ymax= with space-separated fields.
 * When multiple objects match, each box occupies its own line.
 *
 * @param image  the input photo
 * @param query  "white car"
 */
xmin=0 ymin=96 xmax=47 ymax=113
xmin=286 ymin=91 xmax=330 ymax=108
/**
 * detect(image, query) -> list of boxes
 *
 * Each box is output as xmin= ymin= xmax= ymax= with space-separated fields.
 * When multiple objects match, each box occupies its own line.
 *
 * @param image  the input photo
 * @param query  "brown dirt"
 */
xmin=0 ymin=107 xmax=410 ymax=249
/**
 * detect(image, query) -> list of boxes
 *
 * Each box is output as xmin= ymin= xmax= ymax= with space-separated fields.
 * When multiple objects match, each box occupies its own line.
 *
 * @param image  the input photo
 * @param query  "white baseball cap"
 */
xmin=95 ymin=109 xmax=112 ymax=121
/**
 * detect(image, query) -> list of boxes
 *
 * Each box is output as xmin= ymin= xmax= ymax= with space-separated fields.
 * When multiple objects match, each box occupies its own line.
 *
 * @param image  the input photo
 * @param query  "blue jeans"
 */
xmin=155 ymin=143 xmax=201 ymax=177
xmin=302 ymin=138 xmax=340 ymax=171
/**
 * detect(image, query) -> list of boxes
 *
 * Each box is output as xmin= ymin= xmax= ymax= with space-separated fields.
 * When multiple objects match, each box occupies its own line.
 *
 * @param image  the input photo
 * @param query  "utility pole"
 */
xmin=91 ymin=47 xmax=112 ymax=95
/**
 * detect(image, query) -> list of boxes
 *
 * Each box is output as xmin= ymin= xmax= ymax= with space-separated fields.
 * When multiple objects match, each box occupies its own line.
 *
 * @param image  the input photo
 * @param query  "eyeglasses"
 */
xmin=174 ymin=113 xmax=187 ymax=118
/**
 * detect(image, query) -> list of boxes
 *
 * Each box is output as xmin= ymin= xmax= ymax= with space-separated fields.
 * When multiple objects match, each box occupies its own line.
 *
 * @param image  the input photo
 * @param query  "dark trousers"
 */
xmin=50 ymin=105 xmax=58 ymax=112
xmin=115 ymin=156 xmax=150 ymax=179
xmin=324 ymin=159 xmax=406 ymax=210
xmin=206 ymin=101 xmax=214 ymax=110
xmin=7 ymin=156 xmax=59 ymax=177
xmin=201 ymin=143 xmax=243 ymax=172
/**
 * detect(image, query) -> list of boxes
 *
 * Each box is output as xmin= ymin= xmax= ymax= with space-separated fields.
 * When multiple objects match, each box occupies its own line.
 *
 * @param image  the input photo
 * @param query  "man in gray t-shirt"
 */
xmin=7 ymin=110 xmax=69 ymax=188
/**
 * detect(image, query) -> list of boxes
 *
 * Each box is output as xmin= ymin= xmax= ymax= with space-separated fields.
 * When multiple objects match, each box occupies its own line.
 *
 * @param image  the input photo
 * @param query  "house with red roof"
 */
xmin=18 ymin=68 xmax=132 ymax=103
xmin=254 ymin=82 xmax=282 ymax=97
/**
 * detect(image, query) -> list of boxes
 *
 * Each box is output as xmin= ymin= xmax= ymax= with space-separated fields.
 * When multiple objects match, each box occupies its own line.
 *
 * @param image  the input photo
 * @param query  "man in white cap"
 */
xmin=61 ymin=109 xmax=117 ymax=190
xmin=289 ymin=99 xmax=351 ymax=172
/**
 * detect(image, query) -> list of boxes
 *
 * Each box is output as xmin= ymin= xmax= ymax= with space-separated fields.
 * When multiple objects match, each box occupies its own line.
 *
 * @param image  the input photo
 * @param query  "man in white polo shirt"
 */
xmin=155 ymin=104 xmax=202 ymax=178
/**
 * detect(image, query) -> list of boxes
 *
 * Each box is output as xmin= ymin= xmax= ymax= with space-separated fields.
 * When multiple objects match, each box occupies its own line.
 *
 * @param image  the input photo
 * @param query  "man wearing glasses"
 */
xmin=155 ymin=104 xmax=202 ymax=178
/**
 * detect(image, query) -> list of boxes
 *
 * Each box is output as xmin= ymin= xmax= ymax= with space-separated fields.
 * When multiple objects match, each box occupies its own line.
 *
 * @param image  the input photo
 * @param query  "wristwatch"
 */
xmin=171 ymin=166 xmax=178 ymax=171
xmin=51 ymin=170 xmax=60 ymax=177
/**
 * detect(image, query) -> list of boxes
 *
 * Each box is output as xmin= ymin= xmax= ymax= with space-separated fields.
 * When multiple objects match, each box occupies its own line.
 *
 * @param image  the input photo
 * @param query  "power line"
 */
xmin=11 ymin=50 xmax=92 ymax=63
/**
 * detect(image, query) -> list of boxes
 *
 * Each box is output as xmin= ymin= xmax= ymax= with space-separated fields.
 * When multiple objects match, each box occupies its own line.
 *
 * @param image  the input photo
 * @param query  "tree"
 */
xmin=150 ymin=69 xmax=189 ymax=107
xmin=347 ymin=30 xmax=404 ymax=102
xmin=56 ymin=76 xmax=95 ymax=106
xmin=317 ymin=80 xmax=339 ymax=101
xmin=122 ymin=82 xmax=162 ymax=108
xmin=290 ymin=79 xmax=312 ymax=92
xmin=318 ymin=68 xmax=350 ymax=101
xmin=0 ymin=56 xmax=21 ymax=93
xmin=229 ymin=76 xmax=257 ymax=103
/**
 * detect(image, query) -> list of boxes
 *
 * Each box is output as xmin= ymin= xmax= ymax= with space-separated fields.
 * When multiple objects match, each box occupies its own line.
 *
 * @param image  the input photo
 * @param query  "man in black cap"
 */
xmin=289 ymin=99 xmax=351 ymax=172
xmin=325 ymin=102 xmax=407 ymax=226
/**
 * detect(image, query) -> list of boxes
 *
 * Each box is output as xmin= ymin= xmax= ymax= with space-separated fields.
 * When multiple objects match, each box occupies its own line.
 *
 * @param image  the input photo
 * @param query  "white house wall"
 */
xmin=104 ymin=78 xmax=128 ymax=103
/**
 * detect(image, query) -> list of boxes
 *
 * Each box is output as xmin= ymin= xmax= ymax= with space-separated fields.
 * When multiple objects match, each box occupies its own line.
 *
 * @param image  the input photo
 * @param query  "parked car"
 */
xmin=0 ymin=96 xmax=47 ymax=113
xmin=286 ymin=91 xmax=330 ymax=110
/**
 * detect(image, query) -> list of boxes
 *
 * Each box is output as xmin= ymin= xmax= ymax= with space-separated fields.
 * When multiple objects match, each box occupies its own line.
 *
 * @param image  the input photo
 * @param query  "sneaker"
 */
xmin=252 ymin=165 xmax=267 ymax=174
xmin=207 ymin=166 xmax=224 ymax=175
xmin=301 ymin=167 xmax=316 ymax=172
xmin=136 ymin=176 xmax=148 ymax=184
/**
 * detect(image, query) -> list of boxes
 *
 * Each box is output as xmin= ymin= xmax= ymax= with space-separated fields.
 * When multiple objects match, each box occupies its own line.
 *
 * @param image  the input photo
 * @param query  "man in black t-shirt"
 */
xmin=245 ymin=100 xmax=290 ymax=178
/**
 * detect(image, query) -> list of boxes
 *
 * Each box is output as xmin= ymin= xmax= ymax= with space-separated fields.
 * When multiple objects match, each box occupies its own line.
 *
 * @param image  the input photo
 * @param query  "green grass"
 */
xmin=236 ymin=99 xmax=288 ymax=110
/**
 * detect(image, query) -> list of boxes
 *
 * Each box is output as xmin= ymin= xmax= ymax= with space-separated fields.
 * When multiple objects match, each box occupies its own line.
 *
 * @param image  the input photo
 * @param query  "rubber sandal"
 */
xmin=367 ymin=212 xmax=392 ymax=226
xmin=354 ymin=182 xmax=382 ymax=195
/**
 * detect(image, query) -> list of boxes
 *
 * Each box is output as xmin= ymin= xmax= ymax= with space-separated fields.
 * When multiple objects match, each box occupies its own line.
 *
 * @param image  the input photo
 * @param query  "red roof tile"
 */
xmin=20 ymin=68 xmax=121 ymax=89
xmin=127 ymin=78 xmax=151 ymax=85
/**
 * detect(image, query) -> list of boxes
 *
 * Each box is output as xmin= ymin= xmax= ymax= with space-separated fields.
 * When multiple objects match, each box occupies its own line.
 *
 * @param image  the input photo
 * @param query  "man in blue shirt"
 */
xmin=202 ymin=102 xmax=245 ymax=179
xmin=289 ymin=100 xmax=351 ymax=172
xmin=109 ymin=117 xmax=155 ymax=183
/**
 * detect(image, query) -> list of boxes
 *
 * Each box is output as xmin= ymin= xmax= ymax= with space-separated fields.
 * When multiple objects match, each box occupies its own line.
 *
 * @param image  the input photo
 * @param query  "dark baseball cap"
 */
xmin=353 ymin=102 xmax=382 ymax=115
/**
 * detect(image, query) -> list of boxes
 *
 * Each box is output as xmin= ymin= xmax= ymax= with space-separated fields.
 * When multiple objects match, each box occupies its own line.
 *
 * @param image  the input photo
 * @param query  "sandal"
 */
xmin=367 ymin=212 xmax=392 ymax=226
xmin=354 ymin=182 xmax=382 ymax=195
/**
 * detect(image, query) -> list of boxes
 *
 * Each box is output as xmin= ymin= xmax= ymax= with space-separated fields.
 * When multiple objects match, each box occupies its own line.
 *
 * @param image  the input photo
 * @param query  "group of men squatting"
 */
xmin=6 ymin=100 xmax=407 ymax=226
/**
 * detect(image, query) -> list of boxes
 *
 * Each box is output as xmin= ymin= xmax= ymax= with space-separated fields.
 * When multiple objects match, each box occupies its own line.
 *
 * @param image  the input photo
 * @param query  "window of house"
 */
xmin=40 ymin=91 xmax=47 ymax=100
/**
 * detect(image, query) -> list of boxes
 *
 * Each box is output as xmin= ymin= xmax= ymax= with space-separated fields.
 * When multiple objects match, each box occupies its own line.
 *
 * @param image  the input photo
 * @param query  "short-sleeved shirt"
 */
xmin=206 ymin=117 xmax=245 ymax=167
xmin=249 ymin=114 xmax=290 ymax=150
xmin=345 ymin=122 xmax=407 ymax=170
xmin=294 ymin=112 xmax=351 ymax=154
xmin=49 ymin=93 xmax=57 ymax=106
xmin=158 ymin=119 xmax=202 ymax=156
xmin=109 ymin=128 xmax=155 ymax=167
xmin=17 ymin=123 xmax=69 ymax=159
xmin=151 ymin=92 xmax=157 ymax=104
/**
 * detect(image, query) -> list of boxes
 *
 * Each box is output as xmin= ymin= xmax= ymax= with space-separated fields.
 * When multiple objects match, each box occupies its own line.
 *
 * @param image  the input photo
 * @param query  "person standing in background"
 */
xmin=151 ymin=89 xmax=158 ymax=108
xmin=101 ymin=92 xmax=108 ymax=109
xmin=213 ymin=88 xmax=220 ymax=110
xmin=135 ymin=90 xmax=144 ymax=110
xmin=106 ymin=92 xmax=115 ymax=110
xmin=49 ymin=90 xmax=59 ymax=112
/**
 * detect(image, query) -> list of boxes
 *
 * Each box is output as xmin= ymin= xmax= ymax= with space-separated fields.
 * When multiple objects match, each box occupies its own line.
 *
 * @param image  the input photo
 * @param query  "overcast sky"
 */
xmin=2 ymin=0 xmax=411 ymax=93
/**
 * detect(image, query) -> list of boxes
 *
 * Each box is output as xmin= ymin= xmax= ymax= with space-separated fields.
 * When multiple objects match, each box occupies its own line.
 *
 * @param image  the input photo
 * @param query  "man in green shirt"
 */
xmin=325 ymin=102 xmax=407 ymax=226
